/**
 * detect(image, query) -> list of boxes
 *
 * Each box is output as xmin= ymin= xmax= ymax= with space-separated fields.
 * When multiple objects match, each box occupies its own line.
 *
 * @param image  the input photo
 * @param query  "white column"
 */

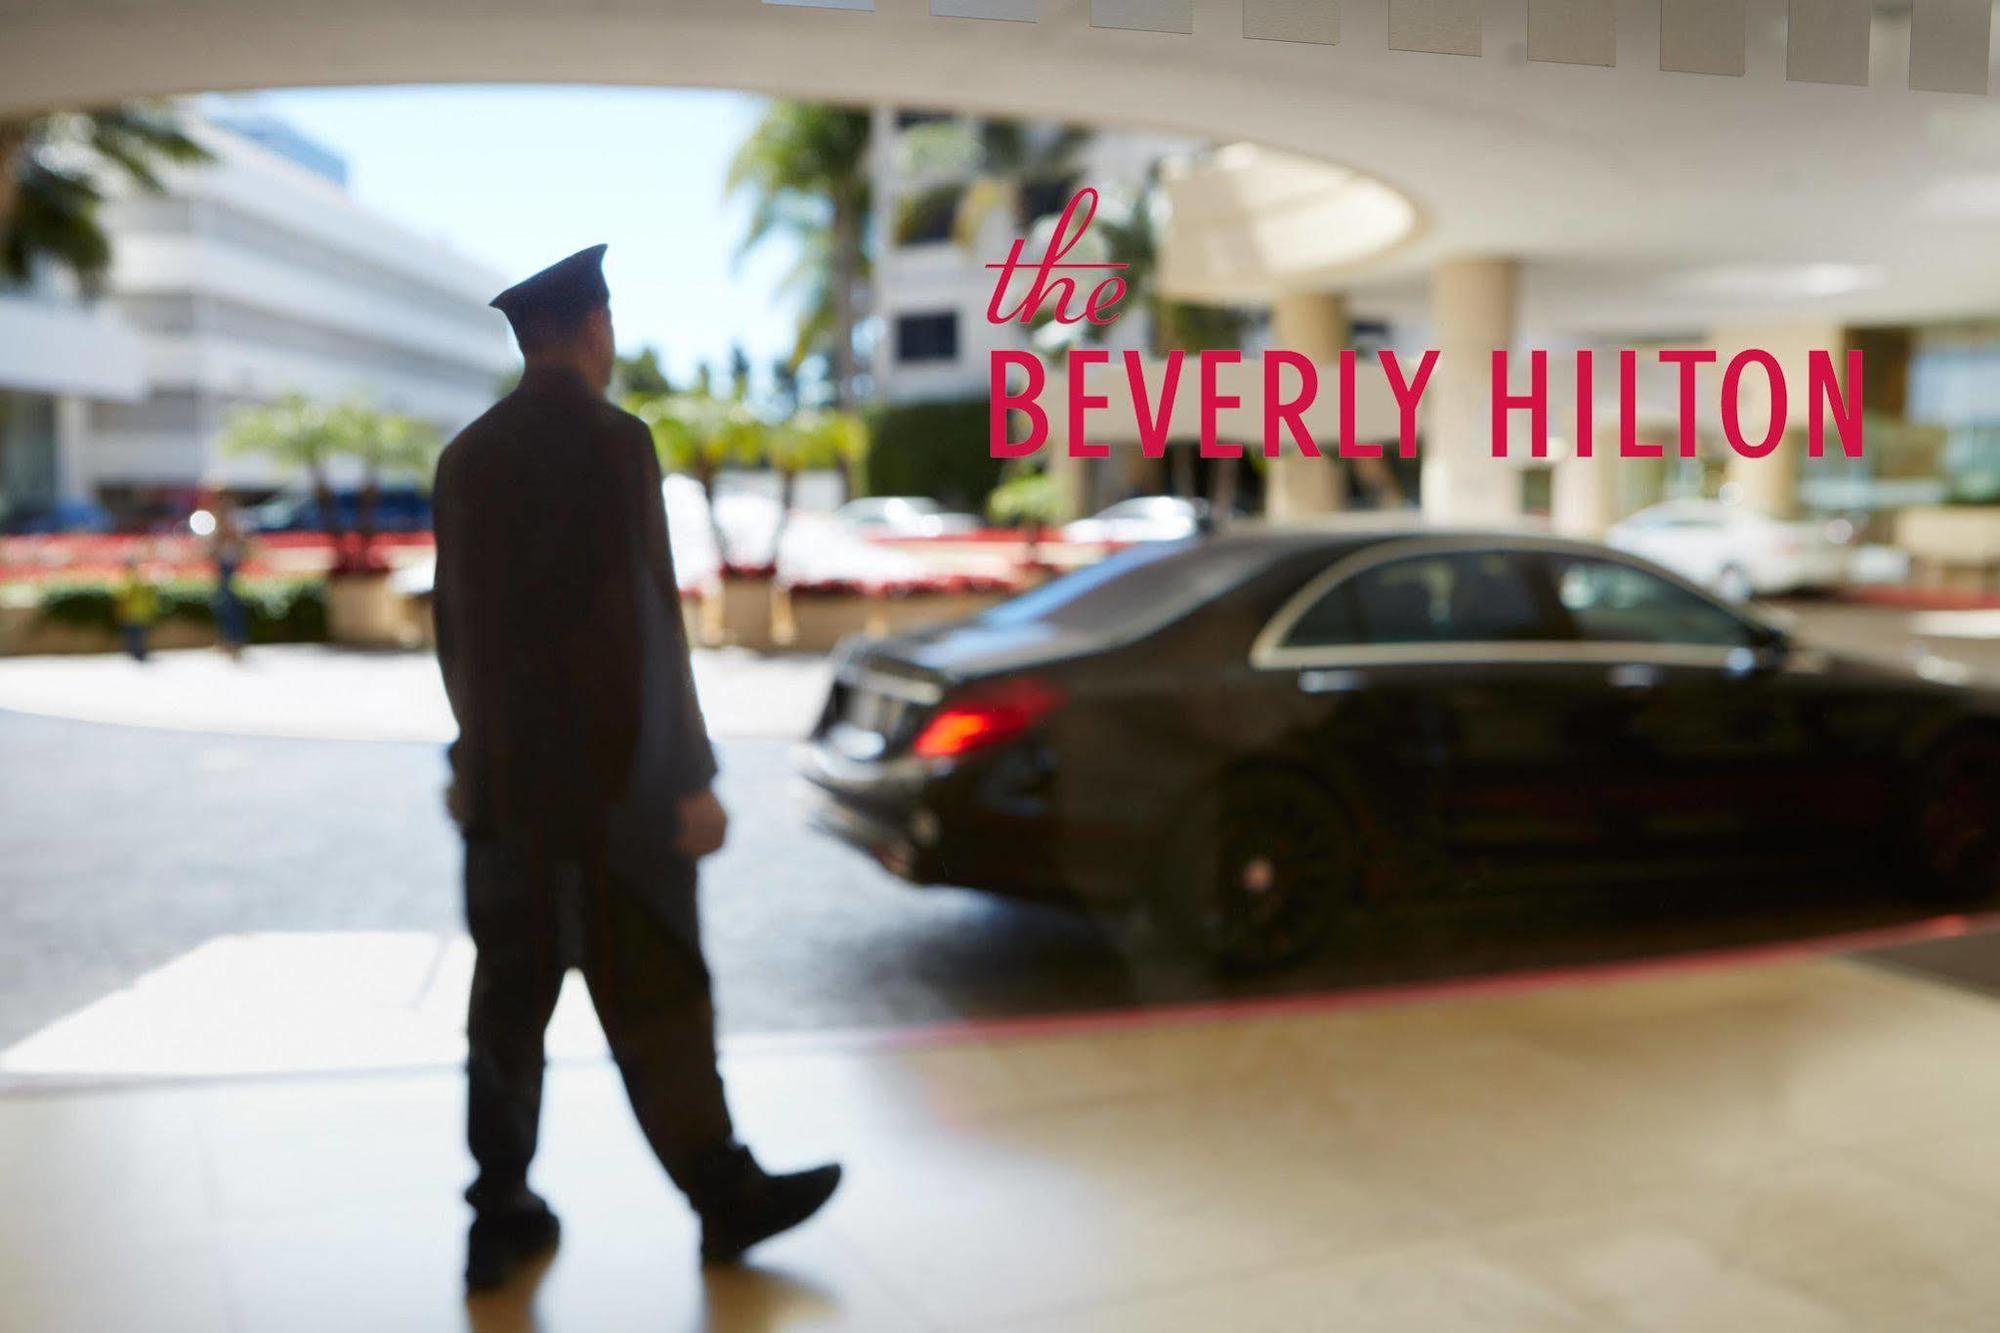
xmin=1551 ymin=454 xmax=1623 ymax=538
xmin=53 ymin=394 xmax=90 ymax=503
xmin=1265 ymin=292 xmax=1346 ymax=521
xmin=1423 ymin=258 xmax=1522 ymax=526
xmin=1548 ymin=345 xmax=1624 ymax=539
xmin=1710 ymin=321 xmax=1847 ymax=519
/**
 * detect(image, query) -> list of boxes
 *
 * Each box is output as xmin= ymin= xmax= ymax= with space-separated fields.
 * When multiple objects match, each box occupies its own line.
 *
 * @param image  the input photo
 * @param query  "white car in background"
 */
xmin=1605 ymin=498 xmax=1853 ymax=601
xmin=834 ymin=496 xmax=981 ymax=538
xmin=1061 ymin=496 xmax=1209 ymax=545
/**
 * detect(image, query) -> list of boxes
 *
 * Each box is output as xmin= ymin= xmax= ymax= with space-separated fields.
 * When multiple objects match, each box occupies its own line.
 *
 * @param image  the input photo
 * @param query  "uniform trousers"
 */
xmin=462 ymin=833 xmax=734 ymax=1212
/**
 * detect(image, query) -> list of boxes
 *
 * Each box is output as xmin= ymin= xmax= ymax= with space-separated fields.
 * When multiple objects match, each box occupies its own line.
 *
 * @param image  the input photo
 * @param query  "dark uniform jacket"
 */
xmin=433 ymin=364 xmax=716 ymax=882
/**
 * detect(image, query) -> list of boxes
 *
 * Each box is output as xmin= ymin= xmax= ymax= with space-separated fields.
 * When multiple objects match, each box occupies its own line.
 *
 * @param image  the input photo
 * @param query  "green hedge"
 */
xmin=862 ymin=396 xmax=1008 ymax=513
xmin=37 ymin=577 xmax=328 ymax=644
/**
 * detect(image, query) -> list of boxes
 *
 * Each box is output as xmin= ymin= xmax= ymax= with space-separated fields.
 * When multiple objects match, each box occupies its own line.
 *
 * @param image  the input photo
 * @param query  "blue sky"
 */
xmin=243 ymin=85 xmax=802 ymax=388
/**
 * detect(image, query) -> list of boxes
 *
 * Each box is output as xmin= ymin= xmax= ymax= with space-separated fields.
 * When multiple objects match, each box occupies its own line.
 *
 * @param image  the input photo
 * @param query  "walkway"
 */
xmin=0 ymin=644 xmax=832 ymax=743
xmin=8 ymin=956 xmax=2000 ymax=1330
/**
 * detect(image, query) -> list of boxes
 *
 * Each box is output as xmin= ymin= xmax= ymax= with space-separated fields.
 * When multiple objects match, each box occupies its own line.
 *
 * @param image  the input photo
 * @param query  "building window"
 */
xmin=896 ymin=109 xmax=953 ymax=131
xmin=895 ymin=312 xmax=959 ymax=365
xmin=894 ymin=187 xmax=963 ymax=246
xmin=1017 ymin=175 xmax=1078 ymax=229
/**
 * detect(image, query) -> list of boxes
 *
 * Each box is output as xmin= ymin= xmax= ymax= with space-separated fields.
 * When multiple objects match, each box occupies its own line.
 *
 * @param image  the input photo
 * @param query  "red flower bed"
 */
xmin=784 ymin=573 xmax=1023 ymax=598
xmin=0 ymin=531 xmax=433 ymax=585
xmin=865 ymin=529 xmax=1036 ymax=545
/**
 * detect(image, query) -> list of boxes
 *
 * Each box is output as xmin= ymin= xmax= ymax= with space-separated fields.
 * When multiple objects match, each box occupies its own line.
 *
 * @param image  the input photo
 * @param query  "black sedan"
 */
xmin=797 ymin=528 xmax=2000 ymax=970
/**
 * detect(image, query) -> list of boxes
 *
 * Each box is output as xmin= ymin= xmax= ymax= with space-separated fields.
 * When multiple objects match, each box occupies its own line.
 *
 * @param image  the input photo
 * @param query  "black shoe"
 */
xmin=691 ymin=1145 xmax=843 ymax=1264
xmin=464 ymin=1196 xmax=561 ymax=1293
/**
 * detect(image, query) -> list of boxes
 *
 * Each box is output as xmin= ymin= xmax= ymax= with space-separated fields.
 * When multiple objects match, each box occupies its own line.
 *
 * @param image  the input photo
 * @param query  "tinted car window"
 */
xmin=979 ymin=539 xmax=1280 ymax=636
xmin=1281 ymin=583 xmax=1362 ymax=648
xmin=1348 ymin=550 xmax=1551 ymax=644
xmin=1552 ymin=556 xmax=1756 ymax=647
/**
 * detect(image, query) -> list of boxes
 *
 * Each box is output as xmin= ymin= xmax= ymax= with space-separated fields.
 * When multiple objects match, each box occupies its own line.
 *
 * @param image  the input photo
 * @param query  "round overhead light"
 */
xmin=1156 ymin=144 xmax=1418 ymax=302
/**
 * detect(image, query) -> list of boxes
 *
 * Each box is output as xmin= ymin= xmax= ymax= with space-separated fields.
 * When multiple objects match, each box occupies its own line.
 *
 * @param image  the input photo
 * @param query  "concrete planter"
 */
xmin=0 ymin=605 xmax=218 ymax=655
xmin=782 ymin=588 xmax=1010 ymax=654
xmin=687 ymin=574 xmax=1018 ymax=654
xmin=725 ymin=576 xmax=776 ymax=651
xmin=1896 ymin=506 xmax=2000 ymax=589
xmin=326 ymin=573 xmax=412 ymax=648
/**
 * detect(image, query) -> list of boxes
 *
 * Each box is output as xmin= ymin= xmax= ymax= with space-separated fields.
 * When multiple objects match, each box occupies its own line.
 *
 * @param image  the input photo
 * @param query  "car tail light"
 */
xmin=911 ymin=677 xmax=1066 ymax=760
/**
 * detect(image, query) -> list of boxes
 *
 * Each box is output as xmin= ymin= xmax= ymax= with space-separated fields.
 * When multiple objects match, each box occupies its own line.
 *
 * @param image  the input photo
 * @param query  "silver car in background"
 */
xmin=1606 ymin=498 xmax=1853 ymax=601
xmin=834 ymin=496 xmax=983 ymax=538
xmin=1061 ymin=496 xmax=1209 ymax=546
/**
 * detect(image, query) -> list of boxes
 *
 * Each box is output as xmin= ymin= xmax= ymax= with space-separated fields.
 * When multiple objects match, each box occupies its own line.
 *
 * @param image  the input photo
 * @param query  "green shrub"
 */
xmin=986 ymin=468 xmax=1062 ymax=528
xmin=35 ymin=577 xmax=328 ymax=644
xmin=862 ymin=396 xmax=1007 ymax=513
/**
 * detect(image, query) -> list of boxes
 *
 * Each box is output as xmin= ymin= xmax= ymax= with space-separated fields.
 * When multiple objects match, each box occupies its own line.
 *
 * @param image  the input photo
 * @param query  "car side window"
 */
xmin=1553 ymin=556 xmax=1756 ymax=647
xmin=1351 ymin=551 xmax=1550 ymax=643
xmin=1281 ymin=581 xmax=1363 ymax=647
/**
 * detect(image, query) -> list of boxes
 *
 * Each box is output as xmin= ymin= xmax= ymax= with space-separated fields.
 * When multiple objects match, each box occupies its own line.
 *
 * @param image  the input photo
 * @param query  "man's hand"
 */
xmin=675 ymin=788 xmax=729 ymax=860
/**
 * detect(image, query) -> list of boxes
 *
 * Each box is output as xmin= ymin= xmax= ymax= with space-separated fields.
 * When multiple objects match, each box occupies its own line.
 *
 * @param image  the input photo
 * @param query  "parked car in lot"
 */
xmin=834 ymin=496 xmax=982 ymax=539
xmin=799 ymin=528 xmax=2000 ymax=971
xmin=0 ymin=499 xmax=115 ymax=534
xmin=1061 ymin=496 xmax=1209 ymax=545
xmin=247 ymin=485 xmax=433 ymax=533
xmin=1606 ymin=498 xmax=1852 ymax=601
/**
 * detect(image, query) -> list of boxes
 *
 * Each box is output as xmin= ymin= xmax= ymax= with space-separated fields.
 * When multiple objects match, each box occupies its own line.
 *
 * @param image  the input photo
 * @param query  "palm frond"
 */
xmin=951 ymin=175 xmax=1015 ymax=248
xmin=3 ymin=102 xmax=209 ymax=291
xmin=3 ymin=160 xmax=109 ymax=287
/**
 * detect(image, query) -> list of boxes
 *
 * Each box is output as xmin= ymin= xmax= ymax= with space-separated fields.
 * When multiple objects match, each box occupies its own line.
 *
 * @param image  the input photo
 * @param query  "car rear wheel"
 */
xmin=1912 ymin=730 xmax=2000 ymax=904
xmin=1152 ymin=767 xmax=1356 ymax=973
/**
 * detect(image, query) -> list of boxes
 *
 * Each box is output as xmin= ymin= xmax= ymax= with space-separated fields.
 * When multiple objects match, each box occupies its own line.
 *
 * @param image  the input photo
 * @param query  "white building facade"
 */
xmin=0 ymin=106 xmax=512 ymax=523
xmin=0 ymin=284 xmax=148 ymax=518
xmin=867 ymin=106 xmax=1197 ymax=408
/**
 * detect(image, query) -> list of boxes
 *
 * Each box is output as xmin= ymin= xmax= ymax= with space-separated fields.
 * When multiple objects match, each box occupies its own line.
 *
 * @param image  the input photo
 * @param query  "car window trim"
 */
xmin=1248 ymin=534 xmax=1775 ymax=670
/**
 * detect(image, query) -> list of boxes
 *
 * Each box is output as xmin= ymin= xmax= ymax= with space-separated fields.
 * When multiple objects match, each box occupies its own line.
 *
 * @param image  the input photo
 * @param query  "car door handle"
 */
xmin=1298 ymin=668 xmax=1366 ymax=694
xmin=1608 ymin=663 xmax=1663 ymax=690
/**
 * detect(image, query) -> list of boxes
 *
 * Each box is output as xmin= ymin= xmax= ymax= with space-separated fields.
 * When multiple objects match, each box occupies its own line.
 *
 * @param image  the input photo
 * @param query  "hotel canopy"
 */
xmin=9 ymin=0 xmax=1997 ymax=521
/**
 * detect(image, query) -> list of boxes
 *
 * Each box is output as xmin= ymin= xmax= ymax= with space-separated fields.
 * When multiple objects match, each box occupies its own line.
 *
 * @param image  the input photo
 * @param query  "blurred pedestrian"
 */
xmin=207 ymin=501 xmax=250 ymax=660
xmin=113 ymin=554 xmax=158 ymax=662
xmin=433 ymin=244 xmax=840 ymax=1294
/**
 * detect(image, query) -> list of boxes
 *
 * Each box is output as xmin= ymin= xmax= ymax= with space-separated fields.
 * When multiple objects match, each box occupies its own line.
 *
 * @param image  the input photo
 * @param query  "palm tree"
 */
xmin=636 ymin=393 xmax=767 ymax=564
xmin=1032 ymin=166 xmax=1258 ymax=519
xmin=766 ymin=407 xmax=866 ymax=552
xmin=726 ymin=103 xmax=873 ymax=410
xmin=0 ymin=105 xmax=209 ymax=291
xmin=220 ymin=395 xmax=440 ymax=570
xmin=1046 ymin=166 xmax=1254 ymax=361
xmin=897 ymin=118 xmax=1092 ymax=249
xmin=338 ymin=403 xmax=442 ymax=560
xmin=219 ymin=393 xmax=347 ymax=532
xmin=613 ymin=346 xmax=673 ymax=399
xmin=986 ymin=464 xmax=1061 ymax=563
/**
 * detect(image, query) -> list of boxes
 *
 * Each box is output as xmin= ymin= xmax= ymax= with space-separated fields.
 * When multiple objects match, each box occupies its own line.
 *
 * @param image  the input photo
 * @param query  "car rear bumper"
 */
xmin=794 ymin=743 xmax=937 ymax=880
xmin=794 ymin=739 xmax=1087 ymax=904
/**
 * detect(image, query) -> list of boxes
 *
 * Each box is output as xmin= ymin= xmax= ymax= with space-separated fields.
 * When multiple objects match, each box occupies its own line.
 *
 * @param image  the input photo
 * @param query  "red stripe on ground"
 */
xmin=727 ymin=910 xmax=2000 ymax=1058
xmin=1839 ymin=586 xmax=2000 ymax=611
